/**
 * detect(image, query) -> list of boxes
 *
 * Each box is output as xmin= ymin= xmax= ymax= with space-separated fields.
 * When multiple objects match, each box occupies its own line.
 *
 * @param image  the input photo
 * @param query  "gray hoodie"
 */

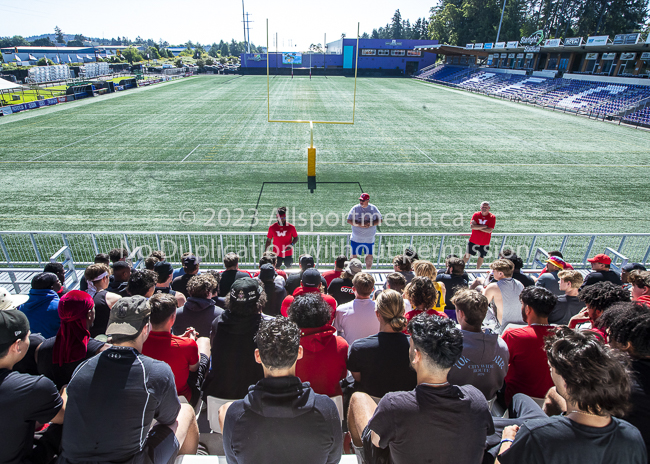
xmin=172 ymin=297 xmax=223 ymax=338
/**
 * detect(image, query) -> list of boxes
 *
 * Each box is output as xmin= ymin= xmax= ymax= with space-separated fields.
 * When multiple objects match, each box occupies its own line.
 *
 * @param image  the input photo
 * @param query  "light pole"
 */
xmin=496 ymin=0 xmax=507 ymax=43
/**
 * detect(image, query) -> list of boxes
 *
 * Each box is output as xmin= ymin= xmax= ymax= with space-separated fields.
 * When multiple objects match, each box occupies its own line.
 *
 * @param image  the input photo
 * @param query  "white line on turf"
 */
xmin=29 ymin=122 xmax=129 ymax=161
xmin=415 ymin=146 xmax=437 ymax=163
xmin=181 ymin=145 xmax=201 ymax=162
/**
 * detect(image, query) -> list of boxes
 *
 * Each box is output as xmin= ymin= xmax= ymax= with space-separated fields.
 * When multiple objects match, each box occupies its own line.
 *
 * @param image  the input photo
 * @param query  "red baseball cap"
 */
xmin=587 ymin=254 xmax=611 ymax=265
xmin=359 ymin=193 xmax=370 ymax=201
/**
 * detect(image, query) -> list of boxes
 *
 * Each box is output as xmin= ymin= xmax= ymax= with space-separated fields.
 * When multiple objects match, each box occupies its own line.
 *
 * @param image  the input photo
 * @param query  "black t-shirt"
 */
xmin=625 ymin=359 xmax=650 ymax=462
xmin=37 ymin=336 xmax=105 ymax=389
xmin=59 ymin=346 xmax=180 ymax=463
xmin=548 ymin=295 xmax=584 ymax=325
xmin=581 ymin=270 xmax=622 ymax=289
xmin=90 ymin=289 xmax=111 ymax=338
xmin=13 ymin=333 xmax=45 ymax=375
xmin=368 ymin=384 xmax=494 ymax=464
xmin=436 ymin=273 xmax=469 ymax=310
xmin=0 ymin=369 xmax=62 ymax=464
xmin=512 ymin=270 xmax=535 ymax=288
xmin=107 ymin=279 xmax=128 ymax=296
xmin=217 ymin=270 xmax=250 ymax=297
xmin=328 ymin=277 xmax=355 ymax=306
xmin=347 ymin=332 xmax=417 ymax=398
xmin=499 ymin=416 xmax=646 ymax=464
xmin=172 ymin=273 xmax=197 ymax=297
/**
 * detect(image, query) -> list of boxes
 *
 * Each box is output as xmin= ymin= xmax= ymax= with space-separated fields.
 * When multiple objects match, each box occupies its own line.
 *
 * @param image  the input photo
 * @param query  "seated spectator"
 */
xmin=252 ymin=253 xmax=287 ymax=281
xmin=289 ymin=293 xmax=348 ymax=397
xmin=0 ymin=286 xmax=28 ymax=312
xmin=0 ymin=309 xmax=66 ymax=464
xmin=492 ymin=328 xmax=646 ymax=464
xmin=599 ymin=302 xmax=650 ymax=457
xmin=333 ymin=273 xmax=378 ymax=344
xmin=533 ymin=250 xmax=575 ymax=276
xmin=403 ymin=276 xmax=445 ymax=322
xmin=535 ymin=256 xmax=568 ymax=296
xmin=221 ymin=318 xmax=342 ymax=464
xmin=78 ymin=253 xmax=110 ymax=292
xmin=106 ymin=260 xmax=131 ymax=296
xmin=547 ymin=270 xmax=584 ymax=325
xmin=172 ymin=251 xmax=194 ymax=279
xmin=413 ymin=260 xmax=446 ymax=311
xmin=203 ymin=278 xmax=266 ymax=400
xmin=84 ymin=263 xmax=121 ymax=338
xmin=18 ymin=272 xmax=61 ymax=339
xmin=218 ymin=252 xmax=251 ymax=297
xmin=382 ymin=255 xmax=415 ymax=289
xmin=143 ymin=294 xmax=210 ymax=405
xmin=481 ymin=259 xmax=525 ymax=334
xmin=374 ymin=272 xmax=407 ymax=300
xmin=173 ymin=273 xmax=222 ymax=338
xmin=348 ymin=314 xmax=493 ymax=464
xmin=581 ymin=253 xmax=622 ymax=288
xmin=328 ymin=258 xmax=362 ymax=306
xmin=124 ymin=269 xmax=157 ymax=298
xmin=502 ymin=287 xmax=557 ymax=404
xmin=58 ymin=296 xmax=199 ymax=463
xmin=322 ymin=254 xmax=347 ymax=288
xmin=172 ymin=254 xmax=201 ymax=297
xmin=629 ymin=270 xmax=650 ymax=305
xmin=257 ymin=264 xmax=286 ymax=317
xmin=36 ymin=291 xmax=108 ymax=389
xmin=281 ymin=268 xmax=337 ymax=319
xmin=622 ymin=263 xmax=647 ymax=292
xmin=205 ymin=270 xmax=227 ymax=309
xmin=44 ymin=262 xmax=68 ymax=296
xmin=447 ymin=289 xmax=509 ymax=401
xmin=500 ymin=250 xmax=535 ymax=288
xmin=285 ymin=254 xmax=327 ymax=296
xmin=436 ymin=256 xmax=469 ymax=316
xmin=144 ymin=256 xmax=159 ymax=270
xmin=1 ymin=288 xmax=40 ymax=376
xmin=108 ymin=247 xmax=129 ymax=264
xmin=569 ymin=281 xmax=630 ymax=341
xmin=347 ymin=290 xmax=417 ymax=398
xmin=153 ymin=260 xmax=186 ymax=307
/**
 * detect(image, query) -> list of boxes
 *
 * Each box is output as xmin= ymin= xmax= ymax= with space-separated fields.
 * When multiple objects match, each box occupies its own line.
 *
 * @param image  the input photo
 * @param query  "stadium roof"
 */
xmin=415 ymin=42 xmax=650 ymax=56
xmin=414 ymin=44 xmax=490 ymax=57
xmin=0 ymin=46 xmax=95 ymax=53
xmin=0 ymin=78 xmax=21 ymax=91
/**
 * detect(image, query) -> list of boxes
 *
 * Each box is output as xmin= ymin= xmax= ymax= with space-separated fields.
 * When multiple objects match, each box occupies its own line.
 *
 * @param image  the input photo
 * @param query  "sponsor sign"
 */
xmin=524 ymin=46 xmax=541 ymax=53
xmin=57 ymin=96 xmax=67 ymax=103
xmin=377 ymin=49 xmax=389 ymax=56
xmin=520 ymin=30 xmax=545 ymax=45
xmin=484 ymin=43 xmax=493 ymax=49
xmin=586 ymin=35 xmax=609 ymax=46
xmin=516 ymin=53 xmax=524 ymax=58
xmin=391 ymin=50 xmax=405 ymax=56
xmin=602 ymin=53 xmax=616 ymax=60
xmin=508 ymin=53 xmax=516 ymax=58
xmin=495 ymin=42 xmax=506 ymax=49
xmin=466 ymin=43 xmax=474 ymax=49
xmin=585 ymin=53 xmax=599 ymax=60
xmin=10 ymin=103 xmax=25 ymax=113
xmin=563 ymin=37 xmax=583 ymax=46
xmin=488 ymin=54 xmax=494 ymax=60
xmin=507 ymin=41 xmax=519 ymax=48
xmin=252 ymin=54 xmax=262 ymax=61
xmin=282 ymin=52 xmax=302 ymax=64
xmin=26 ymin=102 xmax=38 ymax=110
xmin=65 ymin=95 xmax=75 ymax=102
xmin=386 ymin=40 xmax=402 ymax=46
xmin=544 ymin=38 xmax=561 ymax=47
xmin=620 ymin=53 xmax=636 ymax=61
xmin=46 ymin=98 xmax=58 ymax=106
xmin=474 ymin=43 xmax=483 ymax=49
xmin=1 ymin=107 xmax=12 ymax=116
xmin=641 ymin=52 xmax=650 ymax=60
xmin=613 ymin=33 xmax=640 ymax=45
xmin=361 ymin=49 xmax=376 ymax=56
xmin=525 ymin=53 xmax=534 ymax=59
xmin=35 ymin=101 xmax=45 ymax=108
xmin=407 ymin=50 xmax=421 ymax=57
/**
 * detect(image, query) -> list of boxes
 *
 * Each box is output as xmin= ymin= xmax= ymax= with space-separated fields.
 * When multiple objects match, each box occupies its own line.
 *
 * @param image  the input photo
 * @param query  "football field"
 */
xmin=1 ymin=74 xmax=649 ymax=234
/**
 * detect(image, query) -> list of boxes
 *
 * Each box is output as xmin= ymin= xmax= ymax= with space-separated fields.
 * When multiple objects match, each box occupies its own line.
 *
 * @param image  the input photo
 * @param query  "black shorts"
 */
xmin=466 ymin=241 xmax=490 ymax=258
xmin=188 ymin=353 xmax=209 ymax=407
xmin=360 ymin=425 xmax=391 ymax=464
xmin=135 ymin=423 xmax=180 ymax=464
xmin=277 ymin=256 xmax=294 ymax=268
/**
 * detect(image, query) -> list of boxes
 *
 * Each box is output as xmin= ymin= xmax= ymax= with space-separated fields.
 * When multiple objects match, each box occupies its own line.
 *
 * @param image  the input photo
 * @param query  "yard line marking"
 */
xmin=181 ymin=145 xmax=201 ymax=162
xmin=415 ymin=146 xmax=437 ymax=163
xmin=29 ymin=122 xmax=128 ymax=161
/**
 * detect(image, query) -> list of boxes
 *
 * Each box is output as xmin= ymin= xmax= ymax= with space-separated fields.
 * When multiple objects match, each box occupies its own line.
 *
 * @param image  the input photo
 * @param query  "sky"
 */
xmin=1 ymin=0 xmax=435 ymax=50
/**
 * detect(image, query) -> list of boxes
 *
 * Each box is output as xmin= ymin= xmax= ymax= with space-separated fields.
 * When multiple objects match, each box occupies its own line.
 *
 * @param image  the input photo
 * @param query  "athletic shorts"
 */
xmin=136 ymin=423 xmax=180 ymax=464
xmin=351 ymin=240 xmax=374 ymax=256
xmin=360 ymin=425 xmax=391 ymax=464
xmin=277 ymin=256 xmax=294 ymax=268
xmin=466 ymin=241 xmax=490 ymax=258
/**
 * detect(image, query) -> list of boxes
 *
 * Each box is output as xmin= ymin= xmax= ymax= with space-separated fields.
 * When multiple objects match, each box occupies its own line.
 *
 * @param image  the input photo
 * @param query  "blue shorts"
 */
xmin=351 ymin=240 xmax=374 ymax=256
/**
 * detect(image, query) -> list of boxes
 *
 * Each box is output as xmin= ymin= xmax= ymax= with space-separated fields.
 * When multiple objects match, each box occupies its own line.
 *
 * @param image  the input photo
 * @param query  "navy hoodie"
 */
xmin=223 ymin=376 xmax=342 ymax=464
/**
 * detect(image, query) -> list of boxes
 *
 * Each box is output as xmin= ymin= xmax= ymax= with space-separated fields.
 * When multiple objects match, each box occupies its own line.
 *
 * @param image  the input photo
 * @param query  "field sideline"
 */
xmin=0 ymin=74 xmax=648 ymax=234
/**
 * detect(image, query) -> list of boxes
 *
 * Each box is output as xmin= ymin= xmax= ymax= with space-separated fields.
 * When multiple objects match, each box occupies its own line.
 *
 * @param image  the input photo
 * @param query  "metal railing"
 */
xmin=1 ymin=231 xmax=649 ymax=271
xmin=0 ymin=245 xmax=77 ymax=294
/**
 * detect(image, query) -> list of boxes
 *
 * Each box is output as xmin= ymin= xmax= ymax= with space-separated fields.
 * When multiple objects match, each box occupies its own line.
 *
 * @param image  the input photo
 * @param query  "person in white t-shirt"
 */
xmin=333 ymin=273 xmax=379 ymax=345
xmin=347 ymin=193 xmax=382 ymax=270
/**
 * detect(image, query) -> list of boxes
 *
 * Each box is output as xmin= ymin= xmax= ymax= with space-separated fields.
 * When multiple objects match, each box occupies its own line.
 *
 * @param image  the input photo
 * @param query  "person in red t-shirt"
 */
xmin=281 ymin=269 xmax=337 ymax=321
xmin=142 ymin=293 xmax=210 ymax=405
xmin=265 ymin=206 xmax=299 ymax=268
xmin=322 ymin=255 xmax=347 ymax=288
xmin=289 ymin=292 xmax=348 ymax=397
xmin=463 ymin=201 xmax=496 ymax=269
xmin=502 ymin=286 xmax=557 ymax=405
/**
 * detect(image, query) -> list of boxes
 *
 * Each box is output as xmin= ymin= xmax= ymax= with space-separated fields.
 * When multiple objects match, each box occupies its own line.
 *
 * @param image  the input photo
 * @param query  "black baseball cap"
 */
xmin=622 ymin=263 xmax=647 ymax=273
xmin=0 ymin=309 xmax=30 ymax=345
xmin=182 ymin=255 xmax=201 ymax=268
xmin=299 ymin=255 xmax=315 ymax=269
xmin=302 ymin=268 xmax=321 ymax=287
xmin=154 ymin=261 xmax=174 ymax=280
xmin=230 ymin=277 xmax=262 ymax=303
xmin=258 ymin=263 xmax=276 ymax=282
xmin=106 ymin=296 xmax=151 ymax=336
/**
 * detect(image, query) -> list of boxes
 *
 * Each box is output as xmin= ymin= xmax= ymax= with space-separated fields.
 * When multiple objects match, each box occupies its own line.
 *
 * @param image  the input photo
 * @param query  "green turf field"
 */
xmin=0 ymin=74 xmax=648 ymax=234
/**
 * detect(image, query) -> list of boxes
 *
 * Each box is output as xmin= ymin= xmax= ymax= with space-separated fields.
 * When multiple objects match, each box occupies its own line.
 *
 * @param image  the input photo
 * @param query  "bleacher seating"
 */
xmin=623 ymin=106 xmax=650 ymax=126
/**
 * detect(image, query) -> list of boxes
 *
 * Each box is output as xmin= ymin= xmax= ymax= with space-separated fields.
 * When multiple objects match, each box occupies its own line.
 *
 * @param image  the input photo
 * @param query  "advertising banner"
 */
xmin=466 ymin=43 xmax=474 ymax=49
xmin=34 ymin=101 xmax=45 ymax=108
xmin=613 ymin=34 xmax=640 ymax=45
xmin=620 ymin=53 xmax=636 ymax=61
xmin=378 ymin=49 xmax=389 ymax=56
xmin=525 ymin=53 xmax=534 ymax=59
xmin=10 ymin=103 xmax=25 ymax=113
xmin=26 ymin=102 xmax=38 ymax=110
xmin=641 ymin=52 xmax=650 ymax=60
xmin=1 ymin=107 xmax=12 ymax=116
xmin=484 ymin=43 xmax=493 ymax=49
xmin=563 ymin=37 xmax=582 ymax=46
xmin=585 ymin=53 xmax=599 ymax=60
xmin=58 ymin=96 xmax=67 ymax=103
xmin=46 ymin=98 xmax=58 ymax=106
xmin=391 ymin=50 xmax=405 ymax=56
xmin=507 ymin=41 xmax=519 ymax=48
xmin=601 ymin=53 xmax=616 ymax=60
xmin=495 ymin=42 xmax=506 ymax=49
xmin=586 ymin=36 xmax=609 ymax=46
xmin=544 ymin=39 xmax=561 ymax=47
xmin=65 ymin=95 xmax=75 ymax=102
xmin=474 ymin=43 xmax=484 ymax=49
xmin=508 ymin=53 xmax=516 ymax=58
xmin=516 ymin=53 xmax=524 ymax=58
xmin=282 ymin=52 xmax=302 ymax=64
xmin=407 ymin=50 xmax=421 ymax=56
xmin=361 ymin=49 xmax=376 ymax=56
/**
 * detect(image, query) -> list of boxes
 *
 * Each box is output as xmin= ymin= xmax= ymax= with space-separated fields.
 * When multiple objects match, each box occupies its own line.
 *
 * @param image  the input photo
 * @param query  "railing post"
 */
xmin=643 ymin=245 xmax=650 ymax=267
xmin=437 ymin=236 xmax=445 ymax=266
xmin=617 ymin=236 xmax=626 ymax=253
xmin=0 ymin=234 xmax=11 ymax=265
xmin=219 ymin=235 xmax=225 ymax=267
xmin=90 ymin=233 xmax=99 ymax=255
xmin=9 ymin=271 xmax=20 ymax=294
xmin=187 ymin=234 xmax=193 ymax=254
xmin=29 ymin=233 xmax=43 ymax=264
xmin=251 ymin=235 xmax=256 ymax=267
xmin=583 ymin=235 xmax=596 ymax=266
xmin=525 ymin=235 xmax=537 ymax=268
xmin=122 ymin=234 xmax=131 ymax=254
xmin=156 ymin=234 xmax=161 ymax=251
xmin=559 ymin=235 xmax=568 ymax=254
xmin=316 ymin=235 xmax=320 ymax=266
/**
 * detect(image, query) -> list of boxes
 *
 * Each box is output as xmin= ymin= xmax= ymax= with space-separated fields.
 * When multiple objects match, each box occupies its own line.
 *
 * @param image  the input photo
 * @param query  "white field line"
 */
xmin=181 ymin=144 xmax=201 ymax=162
xmin=415 ymin=146 xmax=437 ymax=163
xmin=29 ymin=122 xmax=129 ymax=161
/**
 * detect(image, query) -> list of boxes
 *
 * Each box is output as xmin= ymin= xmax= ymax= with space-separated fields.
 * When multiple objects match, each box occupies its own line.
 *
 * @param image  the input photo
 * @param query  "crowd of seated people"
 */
xmin=1 ymin=246 xmax=649 ymax=464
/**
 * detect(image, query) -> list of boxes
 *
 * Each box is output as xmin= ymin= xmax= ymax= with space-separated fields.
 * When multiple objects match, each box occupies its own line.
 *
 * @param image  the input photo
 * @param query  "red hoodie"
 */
xmin=295 ymin=325 xmax=348 ymax=397
xmin=281 ymin=286 xmax=337 ymax=321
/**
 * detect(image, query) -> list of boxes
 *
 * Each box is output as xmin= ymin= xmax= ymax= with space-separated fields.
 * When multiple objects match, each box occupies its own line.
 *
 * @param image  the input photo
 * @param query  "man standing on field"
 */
xmin=265 ymin=207 xmax=299 ymax=268
xmin=347 ymin=193 xmax=382 ymax=270
xmin=464 ymin=201 xmax=496 ymax=269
